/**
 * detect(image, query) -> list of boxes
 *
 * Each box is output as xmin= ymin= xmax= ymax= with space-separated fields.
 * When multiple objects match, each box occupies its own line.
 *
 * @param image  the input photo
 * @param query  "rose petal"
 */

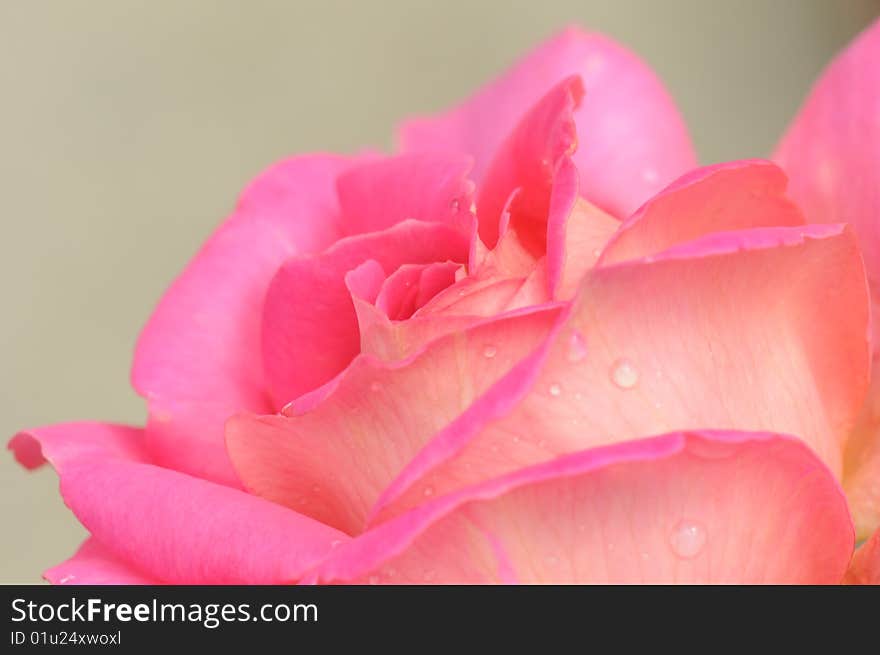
xmin=598 ymin=160 xmax=806 ymax=266
xmin=132 ymin=154 xmax=366 ymax=485
xmin=476 ymin=76 xmax=583 ymax=251
xmin=11 ymin=423 xmax=349 ymax=584
xmin=261 ymin=218 xmax=471 ymax=407
xmin=399 ymin=26 xmax=696 ymax=220
xmin=375 ymin=262 xmax=460 ymax=320
xmin=44 ymin=538 xmax=159 ymax=585
xmin=227 ymin=305 xmax=564 ymax=535
xmin=304 ymin=431 xmax=853 ymax=584
xmin=843 ymin=527 xmax=880 ymax=585
xmin=337 ymin=152 xmax=474 ymax=237
xmin=774 ymin=18 xmax=880 ymax=541
xmin=373 ymin=224 xmax=870 ymax=521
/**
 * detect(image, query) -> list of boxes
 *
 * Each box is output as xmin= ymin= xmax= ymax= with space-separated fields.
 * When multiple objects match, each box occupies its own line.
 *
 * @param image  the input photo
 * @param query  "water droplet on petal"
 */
xmin=567 ymin=331 xmax=588 ymax=363
xmin=58 ymin=575 xmax=76 ymax=584
xmin=450 ymin=198 xmax=460 ymax=212
xmin=642 ymin=168 xmax=659 ymax=184
xmin=369 ymin=381 xmax=381 ymax=392
xmin=423 ymin=485 xmax=435 ymax=497
xmin=483 ymin=345 xmax=497 ymax=359
xmin=610 ymin=358 xmax=639 ymax=389
xmin=592 ymin=248 xmax=602 ymax=259
xmin=330 ymin=540 xmax=344 ymax=549
xmin=669 ymin=520 xmax=707 ymax=559
xmin=548 ymin=383 xmax=562 ymax=397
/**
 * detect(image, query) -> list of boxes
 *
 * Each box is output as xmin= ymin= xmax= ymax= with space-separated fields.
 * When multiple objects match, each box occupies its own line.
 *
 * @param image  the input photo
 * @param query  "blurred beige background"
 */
xmin=1 ymin=0 xmax=877 ymax=583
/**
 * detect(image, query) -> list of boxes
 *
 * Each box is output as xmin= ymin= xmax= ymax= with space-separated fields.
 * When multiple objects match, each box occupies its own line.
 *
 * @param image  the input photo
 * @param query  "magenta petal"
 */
xmin=131 ymin=154 xmax=367 ymax=485
xmin=12 ymin=423 xmax=349 ymax=584
xmin=261 ymin=219 xmax=470 ymax=407
xmin=337 ymin=152 xmax=475 ymax=237
xmin=44 ymin=538 xmax=159 ymax=585
xmin=399 ymin=26 xmax=696 ymax=219
xmin=476 ymin=76 xmax=583 ymax=250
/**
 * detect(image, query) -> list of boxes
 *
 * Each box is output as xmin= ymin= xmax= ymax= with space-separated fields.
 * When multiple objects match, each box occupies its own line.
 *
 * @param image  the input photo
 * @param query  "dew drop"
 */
xmin=369 ymin=380 xmax=381 ymax=392
xmin=483 ymin=345 xmax=497 ymax=359
xmin=58 ymin=575 xmax=76 ymax=584
xmin=642 ymin=168 xmax=659 ymax=184
xmin=330 ymin=539 xmax=344 ymax=549
xmin=450 ymin=198 xmax=460 ymax=212
xmin=512 ymin=435 xmax=521 ymax=444
xmin=610 ymin=358 xmax=639 ymax=389
xmin=548 ymin=383 xmax=562 ymax=397
xmin=669 ymin=520 xmax=707 ymax=559
xmin=423 ymin=485 xmax=435 ymax=497
xmin=567 ymin=331 xmax=588 ymax=363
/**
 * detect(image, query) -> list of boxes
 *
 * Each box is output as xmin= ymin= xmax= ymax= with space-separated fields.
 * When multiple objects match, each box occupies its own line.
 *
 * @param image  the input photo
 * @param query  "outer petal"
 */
xmin=373 ymin=224 xmax=870 ymax=521
xmin=774 ymin=19 xmax=880 ymax=540
xmin=399 ymin=26 xmax=696 ymax=219
xmin=132 ymin=154 xmax=364 ymax=485
xmin=303 ymin=431 xmax=853 ymax=584
xmin=597 ymin=160 xmax=806 ymax=266
xmin=226 ymin=305 xmax=564 ymax=535
xmin=44 ymin=538 xmax=159 ymax=585
xmin=10 ymin=423 xmax=349 ymax=584
xmin=261 ymin=219 xmax=470 ymax=407
xmin=843 ymin=527 xmax=880 ymax=584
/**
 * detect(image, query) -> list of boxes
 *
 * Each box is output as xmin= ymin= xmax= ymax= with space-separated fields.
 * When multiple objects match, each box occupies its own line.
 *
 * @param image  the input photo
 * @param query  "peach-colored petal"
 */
xmin=399 ymin=26 xmax=696 ymax=220
xmin=774 ymin=18 xmax=880 ymax=540
xmin=843 ymin=372 xmax=880 ymax=540
xmin=226 ymin=305 xmax=564 ymax=535
xmin=11 ymin=422 xmax=349 ymax=584
xmin=44 ymin=538 xmax=159 ymax=585
xmin=304 ymin=431 xmax=853 ymax=584
xmin=373 ymin=224 xmax=869 ymax=521
xmin=843 ymin=527 xmax=880 ymax=584
xmin=598 ymin=160 xmax=805 ymax=266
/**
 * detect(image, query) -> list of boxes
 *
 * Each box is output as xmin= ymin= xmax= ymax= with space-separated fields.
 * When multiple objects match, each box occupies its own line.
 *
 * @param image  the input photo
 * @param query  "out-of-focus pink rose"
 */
xmin=10 ymin=24 xmax=880 ymax=584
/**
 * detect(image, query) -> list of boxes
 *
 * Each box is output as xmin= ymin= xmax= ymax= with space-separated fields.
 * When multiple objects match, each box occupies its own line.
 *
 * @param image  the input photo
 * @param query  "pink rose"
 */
xmin=10 ymin=24 xmax=880 ymax=584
